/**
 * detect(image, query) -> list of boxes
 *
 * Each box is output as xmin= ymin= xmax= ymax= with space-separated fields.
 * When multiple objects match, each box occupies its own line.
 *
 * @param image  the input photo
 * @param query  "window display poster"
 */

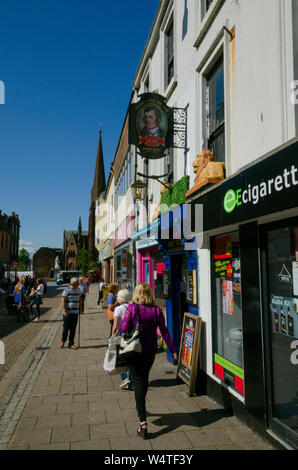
xmin=213 ymin=235 xmax=232 ymax=260
xmin=232 ymin=258 xmax=241 ymax=293
xmin=271 ymin=295 xmax=298 ymax=338
xmin=223 ymin=280 xmax=234 ymax=315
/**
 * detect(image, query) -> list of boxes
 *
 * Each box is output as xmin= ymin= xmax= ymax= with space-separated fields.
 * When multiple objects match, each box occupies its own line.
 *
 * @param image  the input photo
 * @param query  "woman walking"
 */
xmin=112 ymin=288 xmax=133 ymax=390
xmin=32 ymin=278 xmax=44 ymax=321
xmin=119 ymin=283 xmax=177 ymax=439
xmin=13 ymin=278 xmax=26 ymax=322
xmin=106 ymin=283 xmax=119 ymax=337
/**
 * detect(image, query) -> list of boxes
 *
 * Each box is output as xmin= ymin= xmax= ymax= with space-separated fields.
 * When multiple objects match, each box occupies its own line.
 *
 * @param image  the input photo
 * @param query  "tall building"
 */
xmin=110 ymin=0 xmax=298 ymax=449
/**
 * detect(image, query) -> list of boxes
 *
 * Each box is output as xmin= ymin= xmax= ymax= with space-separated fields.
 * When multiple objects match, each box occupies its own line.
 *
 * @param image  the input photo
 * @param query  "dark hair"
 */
xmin=143 ymin=106 xmax=162 ymax=124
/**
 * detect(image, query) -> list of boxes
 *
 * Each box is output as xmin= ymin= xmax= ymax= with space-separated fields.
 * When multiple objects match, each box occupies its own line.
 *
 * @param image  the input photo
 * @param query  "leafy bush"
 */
xmin=160 ymin=176 xmax=189 ymax=214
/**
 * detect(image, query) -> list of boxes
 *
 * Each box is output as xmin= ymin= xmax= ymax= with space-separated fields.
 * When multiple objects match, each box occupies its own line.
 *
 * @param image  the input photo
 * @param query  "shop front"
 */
xmin=189 ymin=137 xmax=298 ymax=449
xmin=101 ymin=240 xmax=113 ymax=284
xmin=157 ymin=206 xmax=199 ymax=363
xmin=113 ymin=213 xmax=135 ymax=292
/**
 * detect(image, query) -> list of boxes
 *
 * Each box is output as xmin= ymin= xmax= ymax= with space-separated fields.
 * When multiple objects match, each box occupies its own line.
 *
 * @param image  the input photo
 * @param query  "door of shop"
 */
xmin=261 ymin=217 xmax=298 ymax=449
xmin=171 ymin=254 xmax=188 ymax=344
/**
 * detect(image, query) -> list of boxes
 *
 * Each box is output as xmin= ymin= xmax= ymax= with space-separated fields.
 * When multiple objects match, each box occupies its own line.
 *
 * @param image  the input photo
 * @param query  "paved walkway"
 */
xmin=0 ymin=284 xmax=277 ymax=451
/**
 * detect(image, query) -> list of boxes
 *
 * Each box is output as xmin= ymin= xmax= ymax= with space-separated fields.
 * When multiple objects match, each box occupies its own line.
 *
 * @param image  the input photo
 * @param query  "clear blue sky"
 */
xmin=0 ymin=0 xmax=159 ymax=256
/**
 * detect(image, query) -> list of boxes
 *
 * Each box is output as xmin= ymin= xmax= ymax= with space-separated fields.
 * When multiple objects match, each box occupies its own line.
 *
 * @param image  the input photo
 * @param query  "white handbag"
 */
xmin=103 ymin=333 xmax=129 ymax=375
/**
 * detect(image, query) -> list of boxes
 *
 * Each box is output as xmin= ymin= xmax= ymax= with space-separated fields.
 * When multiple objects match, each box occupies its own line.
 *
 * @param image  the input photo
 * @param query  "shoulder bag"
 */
xmin=118 ymin=303 xmax=142 ymax=359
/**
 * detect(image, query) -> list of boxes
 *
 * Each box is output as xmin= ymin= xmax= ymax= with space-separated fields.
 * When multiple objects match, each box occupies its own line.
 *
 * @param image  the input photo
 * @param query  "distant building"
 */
xmin=0 ymin=210 xmax=20 ymax=279
xmin=33 ymin=247 xmax=63 ymax=276
xmin=63 ymin=217 xmax=88 ymax=270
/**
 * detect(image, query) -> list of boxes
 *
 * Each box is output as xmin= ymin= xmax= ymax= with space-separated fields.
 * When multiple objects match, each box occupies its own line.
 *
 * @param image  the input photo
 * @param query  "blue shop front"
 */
xmin=156 ymin=205 xmax=199 ymax=364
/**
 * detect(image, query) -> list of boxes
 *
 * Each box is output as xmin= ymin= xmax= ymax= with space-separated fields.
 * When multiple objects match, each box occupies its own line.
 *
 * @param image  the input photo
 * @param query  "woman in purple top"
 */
xmin=120 ymin=283 xmax=177 ymax=439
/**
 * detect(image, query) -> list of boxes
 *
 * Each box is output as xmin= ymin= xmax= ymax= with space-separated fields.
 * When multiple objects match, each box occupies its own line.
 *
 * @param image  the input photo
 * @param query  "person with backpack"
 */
xmin=119 ymin=282 xmax=177 ymax=440
xmin=60 ymin=277 xmax=82 ymax=350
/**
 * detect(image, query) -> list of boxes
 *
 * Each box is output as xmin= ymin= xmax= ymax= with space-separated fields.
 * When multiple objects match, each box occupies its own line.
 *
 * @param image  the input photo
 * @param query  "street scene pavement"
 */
xmin=0 ymin=282 xmax=277 ymax=451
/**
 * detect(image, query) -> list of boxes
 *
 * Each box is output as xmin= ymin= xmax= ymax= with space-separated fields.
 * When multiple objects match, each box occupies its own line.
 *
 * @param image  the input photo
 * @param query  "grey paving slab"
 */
xmin=72 ymin=411 xmax=106 ymax=426
xmin=70 ymin=439 xmax=111 ymax=450
xmin=90 ymin=423 xmax=127 ymax=440
xmin=51 ymin=424 xmax=90 ymax=444
xmin=36 ymin=414 xmax=72 ymax=429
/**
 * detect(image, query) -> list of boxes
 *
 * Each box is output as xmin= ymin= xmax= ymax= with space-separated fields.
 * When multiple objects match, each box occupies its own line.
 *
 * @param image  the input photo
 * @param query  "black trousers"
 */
xmin=62 ymin=315 xmax=78 ymax=346
xmin=129 ymin=353 xmax=155 ymax=422
xmin=81 ymin=294 xmax=85 ymax=313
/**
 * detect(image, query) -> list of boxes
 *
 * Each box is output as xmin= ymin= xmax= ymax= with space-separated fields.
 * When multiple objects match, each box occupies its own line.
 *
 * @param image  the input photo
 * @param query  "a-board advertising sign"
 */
xmin=177 ymin=313 xmax=202 ymax=396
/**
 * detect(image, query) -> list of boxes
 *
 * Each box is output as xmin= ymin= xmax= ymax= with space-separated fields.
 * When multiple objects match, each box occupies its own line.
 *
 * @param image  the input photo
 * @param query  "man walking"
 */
xmin=60 ymin=277 xmax=82 ymax=350
xmin=79 ymin=277 xmax=87 ymax=314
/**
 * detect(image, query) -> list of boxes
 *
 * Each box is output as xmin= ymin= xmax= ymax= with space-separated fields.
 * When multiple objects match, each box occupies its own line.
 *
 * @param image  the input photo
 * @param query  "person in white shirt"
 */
xmin=112 ymin=289 xmax=132 ymax=389
xmin=32 ymin=278 xmax=44 ymax=321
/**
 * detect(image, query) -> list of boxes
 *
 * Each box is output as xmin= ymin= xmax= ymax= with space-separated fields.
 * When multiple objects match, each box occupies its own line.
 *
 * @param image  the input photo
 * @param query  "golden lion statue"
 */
xmin=185 ymin=149 xmax=226 ymax=198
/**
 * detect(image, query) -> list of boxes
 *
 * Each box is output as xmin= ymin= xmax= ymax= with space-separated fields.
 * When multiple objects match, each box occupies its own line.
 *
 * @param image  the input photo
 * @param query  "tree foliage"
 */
xmin=77 ymin=249 xmax=90 ymax=275
xmin=18 ymin=248 xmax=31 ymax=271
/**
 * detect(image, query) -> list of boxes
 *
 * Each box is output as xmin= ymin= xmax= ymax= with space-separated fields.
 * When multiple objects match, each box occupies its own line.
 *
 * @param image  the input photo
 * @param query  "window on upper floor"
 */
xmin=164 ymin=148 xmax=174 ymax=185
xmin=115 ymin=149 xmax=135 ymax=210
xmin=205 ymin=56 xmax=225 ymax=163
xmin=144 ymin=75 xmax=150 ymax=93
xmin=165 ymin=20 xmax=174 ymax=89
xmin=202 ymin=0 xmax=214 ymax=18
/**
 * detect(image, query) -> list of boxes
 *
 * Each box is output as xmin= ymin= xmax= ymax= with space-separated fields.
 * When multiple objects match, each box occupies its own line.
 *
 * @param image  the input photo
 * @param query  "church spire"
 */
xmin=91 ymin=129 xmax=106 ymax=203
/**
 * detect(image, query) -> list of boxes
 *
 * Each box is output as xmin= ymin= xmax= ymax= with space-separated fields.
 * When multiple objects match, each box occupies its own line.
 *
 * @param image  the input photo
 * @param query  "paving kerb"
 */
xmin=1 ymin=284 xmax=278 ymax=450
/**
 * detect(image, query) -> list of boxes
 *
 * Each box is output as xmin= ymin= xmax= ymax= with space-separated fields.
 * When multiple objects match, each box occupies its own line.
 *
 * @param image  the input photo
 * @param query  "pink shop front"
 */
xmin=136 ymin=236 xmax=165 ymax=307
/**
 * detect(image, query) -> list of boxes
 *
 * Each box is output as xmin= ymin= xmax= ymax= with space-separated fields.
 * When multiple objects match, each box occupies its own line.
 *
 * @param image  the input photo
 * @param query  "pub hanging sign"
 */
xmin=129 ymin=93 xmax=173 ymax=159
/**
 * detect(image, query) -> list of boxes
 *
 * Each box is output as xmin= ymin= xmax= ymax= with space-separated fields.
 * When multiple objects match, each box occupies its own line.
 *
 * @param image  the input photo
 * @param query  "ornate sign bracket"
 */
xmin=172 ymin=105 xmax=189 ymax=152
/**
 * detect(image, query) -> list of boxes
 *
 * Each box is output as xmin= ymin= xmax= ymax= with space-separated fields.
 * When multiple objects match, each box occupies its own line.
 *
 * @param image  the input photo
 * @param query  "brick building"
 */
xmin=32 ymin=247 xmax=63 ymax=276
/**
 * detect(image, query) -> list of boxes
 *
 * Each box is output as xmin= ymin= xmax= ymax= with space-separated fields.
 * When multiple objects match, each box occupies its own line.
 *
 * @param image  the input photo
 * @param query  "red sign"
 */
xmin=156 ymin=263 xmax=165 ymax=274
xmin=227 ymin=263 xmax=233 ymax=278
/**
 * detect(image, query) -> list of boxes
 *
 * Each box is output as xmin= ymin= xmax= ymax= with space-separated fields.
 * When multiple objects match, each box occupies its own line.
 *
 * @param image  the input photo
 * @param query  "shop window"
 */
xmin=266 ymin=223 xmax=298 ymax=436
xmin=211 ymin=232 xmax=244 ymax=395
xmin=206 ymin=57 xmax=225 ymax=163
xmin=165 ymin=20 xmax=174 ymax=89
xmin=202 ymin=0 xmax=214 ymax=18
xmin=164 ymin=148 xmax=174 ymax=184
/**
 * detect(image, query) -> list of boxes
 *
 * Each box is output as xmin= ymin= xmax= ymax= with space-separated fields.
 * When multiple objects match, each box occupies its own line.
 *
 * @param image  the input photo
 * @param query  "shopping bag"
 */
xmin=103 ymin=332 xmax=129 ymax=375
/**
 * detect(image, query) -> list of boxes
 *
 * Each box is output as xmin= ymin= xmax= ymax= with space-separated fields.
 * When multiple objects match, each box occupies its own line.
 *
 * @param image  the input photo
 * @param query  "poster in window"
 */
xmin=177 ymin=313 xmax=202 ymax=396
xmin=270 ymin=294 xmax=298 ymax=338
xmin=293 ymin=261 xmax=298 ymax=297
xmin=213 ymin=235 xmax=232 ymax=260
xmin=186 ymin=270 xmax=197 ymax=305
xmin=223 ymin=280 xmax=234 ymax=315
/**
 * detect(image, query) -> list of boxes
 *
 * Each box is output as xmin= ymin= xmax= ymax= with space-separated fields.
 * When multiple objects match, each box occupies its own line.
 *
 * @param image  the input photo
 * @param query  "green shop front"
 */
xmin=189 ymin=138 xmax=298 ymax=449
